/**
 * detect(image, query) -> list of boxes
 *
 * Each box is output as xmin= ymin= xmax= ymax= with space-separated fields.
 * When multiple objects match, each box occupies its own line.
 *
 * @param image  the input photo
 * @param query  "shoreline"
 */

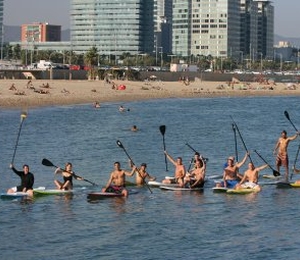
xmin=0 ymin=79 xmax=299 ymax=109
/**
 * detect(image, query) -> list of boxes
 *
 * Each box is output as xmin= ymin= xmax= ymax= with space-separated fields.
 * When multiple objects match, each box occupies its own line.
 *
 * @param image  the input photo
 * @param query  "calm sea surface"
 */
xmin=1 ymin=96 xmax=300 ymax=259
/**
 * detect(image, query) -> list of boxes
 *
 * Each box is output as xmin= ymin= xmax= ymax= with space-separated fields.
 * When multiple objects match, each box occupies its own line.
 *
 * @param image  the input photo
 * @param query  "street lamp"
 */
xmin=260 ymin=52 xmax=263 ymax=72
xmin=159 ymin=47 xmax=163 ymax=70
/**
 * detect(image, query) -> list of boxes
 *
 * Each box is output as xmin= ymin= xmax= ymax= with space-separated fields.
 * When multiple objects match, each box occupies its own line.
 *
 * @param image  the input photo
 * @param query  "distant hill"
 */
xmin=3 ymin=25 xmax=70 ymax=42
xmin=3 ymin=25 xmax=299 ymax=47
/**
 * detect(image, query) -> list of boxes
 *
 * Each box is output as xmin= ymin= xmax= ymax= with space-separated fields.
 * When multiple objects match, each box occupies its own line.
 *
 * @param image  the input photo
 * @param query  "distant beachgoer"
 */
xmin=119 ymin=105 xmax=126 ymax=112
xmin=94 ymin=102 xmax=101 ymax=108
xmin=131 ymin=125 xmax=138 ymax=132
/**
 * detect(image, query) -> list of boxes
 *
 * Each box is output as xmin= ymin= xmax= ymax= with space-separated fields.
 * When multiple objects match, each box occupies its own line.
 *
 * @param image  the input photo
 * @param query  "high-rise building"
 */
xmin=254 ymin=0 xmax=274 ymax=59
xmin=173 ymin=0 xmax=241 ymax=59
xmin=154 ymin=0 xmax=173 ymax=54
xmin=70 ymin=0 xmax=154 ymax=56
xmin=172 ymin=0 xmax=273 ymax=60
xmin=21 ymin=23 xmax=61 ymax=43
xmin=0 ymin=0 xmax=3 ymax=58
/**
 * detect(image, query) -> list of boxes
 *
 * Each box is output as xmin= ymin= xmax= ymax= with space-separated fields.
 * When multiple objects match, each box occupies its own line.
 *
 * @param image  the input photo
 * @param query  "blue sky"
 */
xmin=3 ymin=0 xmax=300 ymax=37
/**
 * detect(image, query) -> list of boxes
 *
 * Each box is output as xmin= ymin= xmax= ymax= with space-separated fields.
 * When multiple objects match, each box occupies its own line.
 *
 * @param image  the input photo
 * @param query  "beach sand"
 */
xmin=0 ymin=78 xmax=299 ymax=109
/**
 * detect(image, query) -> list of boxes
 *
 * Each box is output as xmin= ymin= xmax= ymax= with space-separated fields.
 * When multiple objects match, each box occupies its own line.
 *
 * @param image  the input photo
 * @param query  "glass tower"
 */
xmin=70 ymin=0 xmax=154 ymax=55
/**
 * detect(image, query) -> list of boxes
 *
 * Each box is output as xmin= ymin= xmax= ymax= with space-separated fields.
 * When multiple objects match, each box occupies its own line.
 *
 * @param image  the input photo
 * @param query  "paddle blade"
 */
xmin=116 ymin=140 xmax=123 ymax=148
xmin=273 ymin=170 xmax=281 ymax=177
xmin=21 ymin=111 xmax=27 ymax=120
xmin=159 ymin=125 xmax=166 ymax=135
xmin=42 ymin=158 xmax=55 ymax=167
xmin=284 ymin=110 xmax=290 ymax=121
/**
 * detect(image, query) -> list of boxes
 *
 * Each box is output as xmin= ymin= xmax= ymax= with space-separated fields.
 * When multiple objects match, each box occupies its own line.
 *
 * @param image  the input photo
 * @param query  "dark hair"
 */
xmin=282 ymin=130 xmax=287 ymax=135
xmin=23 ymin=164 xmax=29 ymax=168
xmin=195 ymin=152 xmax=200 ymax=156
xmin=141 ymin=163 xmax=147 ymax=167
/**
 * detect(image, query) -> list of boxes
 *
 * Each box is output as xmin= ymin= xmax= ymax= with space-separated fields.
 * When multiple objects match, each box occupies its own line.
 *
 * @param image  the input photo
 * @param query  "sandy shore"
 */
xmin=0 ymin=78 xmax=299 ymax=109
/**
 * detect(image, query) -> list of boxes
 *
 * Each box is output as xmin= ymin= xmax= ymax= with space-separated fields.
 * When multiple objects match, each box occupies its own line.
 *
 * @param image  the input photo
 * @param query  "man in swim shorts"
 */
xmin=274 ymin=130 xmax=299 ymax=181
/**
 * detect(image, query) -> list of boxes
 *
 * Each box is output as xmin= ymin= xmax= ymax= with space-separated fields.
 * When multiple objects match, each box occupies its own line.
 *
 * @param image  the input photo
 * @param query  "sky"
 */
xmin=3 ymin=0 xmax=300 ymax=37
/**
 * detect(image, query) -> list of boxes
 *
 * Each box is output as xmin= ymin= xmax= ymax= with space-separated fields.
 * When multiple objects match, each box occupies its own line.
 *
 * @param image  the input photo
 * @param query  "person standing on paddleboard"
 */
xmin=7 ymin=164 xmax=34 ymax=196
xmin=215 ymin=152 xmax=248 ymax=189
xmin=102 ymin=162 xmax=137 ymax=197
xmin=273 ymin=130 xmax=299 ymax=182
xmin=54 ymin=162 xmax=83 ymax=190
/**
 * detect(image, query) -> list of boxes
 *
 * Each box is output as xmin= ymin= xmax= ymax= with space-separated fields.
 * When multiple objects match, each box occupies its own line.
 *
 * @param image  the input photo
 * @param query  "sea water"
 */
xmin=0 ymin=96 xmax=300 ymax=259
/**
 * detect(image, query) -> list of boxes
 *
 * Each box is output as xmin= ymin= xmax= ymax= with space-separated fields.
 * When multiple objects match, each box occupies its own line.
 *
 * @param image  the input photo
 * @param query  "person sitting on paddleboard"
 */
xmin=7 ymin=164 xmax=34 ymax=196
xmin=184 ymin=157 xmax=206 ymax=188
xmin=54 ymin=162 xmax=83 ymax=190
xmin=129 ymin=161 xmax=156 ymax=186
xmin=235 ymin=162 xmax=268 ymax=191
xmin=102 ymin=162 xmax=137 ymax=197
xmin=215 ymin=152 xmax=248 ymax=189
xmin=162 ymin=151 xmax=186 ymax=187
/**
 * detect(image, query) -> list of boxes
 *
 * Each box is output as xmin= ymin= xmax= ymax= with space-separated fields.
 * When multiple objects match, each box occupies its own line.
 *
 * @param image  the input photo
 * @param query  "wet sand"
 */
xmin=0 ymin=78 xmax=299 ymax=109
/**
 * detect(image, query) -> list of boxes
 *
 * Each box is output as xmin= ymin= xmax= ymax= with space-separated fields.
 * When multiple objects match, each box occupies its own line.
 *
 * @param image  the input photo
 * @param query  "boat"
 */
xmin=87 ymin=189 xmax=138 ymax=199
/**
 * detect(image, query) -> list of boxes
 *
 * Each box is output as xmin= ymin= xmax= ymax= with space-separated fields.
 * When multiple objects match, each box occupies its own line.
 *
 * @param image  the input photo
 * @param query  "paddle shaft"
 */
xmin=116 ymin=141 xmax=152 ymax=193
xmin=42 ymin=158 xmax=98 ymax=186
xmin=11 ymin=117 xmax=26 ymax=164
xmin=159 ymin=125 xmax=168 ymax=171
xmin=254 ymin=150 xmax=280 ymax=176
xmin=291 ymin=145 xmax=300 ymax=180
xmin=232 ymin=124 xmax=239 ymax=162
xmin=230 ymin=117 xmax=253 ymax=164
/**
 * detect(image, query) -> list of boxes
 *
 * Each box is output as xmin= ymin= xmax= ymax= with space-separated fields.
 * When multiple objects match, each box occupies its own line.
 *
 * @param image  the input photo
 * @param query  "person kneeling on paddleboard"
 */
xmin=7 ymin=164 xmax=34 ymax=196
xmin=215 ymin=152 xmax=248 ymax=189
xmin=102 ymin=162 xmax=137 ymax=197
xmin=54 ymin=162 xmax=83 ymax=190
xmin=235 ymin=162 xmax=268 ymax=192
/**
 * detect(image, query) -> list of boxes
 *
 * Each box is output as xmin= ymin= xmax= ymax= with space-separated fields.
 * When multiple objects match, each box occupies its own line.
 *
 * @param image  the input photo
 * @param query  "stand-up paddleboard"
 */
xmin=262 ymin=174 xmax=281 ymax=180
xmin=226 ymin=188 xmax=259 ymax=194
xmin=159 ymin=185 xmax=203 ymax=191
xmin=148 ymin=181 xmax=180 ymax=188
xmin=33 ymin=187 xmax=73 ymax=195
xmin=87 ymin=189 xmax=138 ymax=199
xmin=212 ymin=187 xmax=228 ymax=193
xmin=0 ymin=192 xmax=29 ymax=200
xmin=290 ymin=182 xmax=300 ymax=188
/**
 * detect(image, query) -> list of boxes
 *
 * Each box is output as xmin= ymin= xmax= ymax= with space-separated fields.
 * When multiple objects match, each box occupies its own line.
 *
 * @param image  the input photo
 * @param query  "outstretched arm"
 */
xmin=164 ymin=151 xmax=177 ymax=166
xmin=236 ymin=152 xmax=248 ymax=168
xmin=256 ymin=164 xmax=269 ymax=172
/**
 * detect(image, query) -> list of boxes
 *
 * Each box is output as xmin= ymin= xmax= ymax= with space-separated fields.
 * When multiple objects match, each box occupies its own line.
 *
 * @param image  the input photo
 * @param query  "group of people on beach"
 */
xmin=6 ymin=128 xmax=300 ymax=196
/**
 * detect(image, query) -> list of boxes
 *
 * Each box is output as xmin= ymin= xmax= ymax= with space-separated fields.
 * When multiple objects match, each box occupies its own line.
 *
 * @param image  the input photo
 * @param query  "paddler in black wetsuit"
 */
xmin=7 ymin=164 xmax=34 ymax=196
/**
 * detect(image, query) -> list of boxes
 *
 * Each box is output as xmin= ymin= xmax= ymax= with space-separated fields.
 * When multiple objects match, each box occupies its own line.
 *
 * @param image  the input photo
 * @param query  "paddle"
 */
xmin=291 ymin=144 xmax=300 ymax=180
xmin=185 ymin=143 xmax=208 ymax=171
xmin=11 ymin=111 xmax=27 ymax=165
xmin=284 ymin=110 xmax=299 ymax=132
xmin=159 ymin=125 xmax=168 ymax=171
xmin=230 ymin=116 xmax=253 ymax=164
xmin=284 ymin=111 xmax=300 ymax=180
xmin=41 ymin=158 xmax=98 ymax=186
xmin=254 ymin=150 xmax=281 ymax=177
xmin=116 ymin=140 xmax=153 ymax=193
xmin=232 ymin=123 xmax=239 ymax=162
